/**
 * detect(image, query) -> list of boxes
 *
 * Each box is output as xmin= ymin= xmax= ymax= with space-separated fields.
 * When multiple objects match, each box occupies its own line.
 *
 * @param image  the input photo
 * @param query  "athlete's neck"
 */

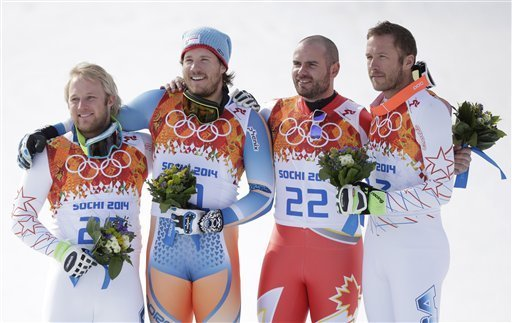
xmin=383 ymin=75 xmax=414 ymax=100
xmin=220 ymin=86 xmax=230 ymax=108
xmin=215 ymin=86 xmax=230 ymax=116
xmin=304 ymin=91 xmax=337 ymax=112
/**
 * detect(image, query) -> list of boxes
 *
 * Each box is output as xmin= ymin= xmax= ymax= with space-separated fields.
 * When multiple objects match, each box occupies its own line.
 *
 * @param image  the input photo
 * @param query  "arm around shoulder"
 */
xmin=117 ymin=89 xmax=167 ymax=132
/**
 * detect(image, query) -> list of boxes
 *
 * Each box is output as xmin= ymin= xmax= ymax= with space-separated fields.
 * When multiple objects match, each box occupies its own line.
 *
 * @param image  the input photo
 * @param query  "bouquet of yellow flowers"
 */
xmin=147 ymin=165 xmax=224 ymax=239
xmin=146 ymin=165 xmax=197 ymax=212
xmin=86 ymin=216 xmax=135 ymax=280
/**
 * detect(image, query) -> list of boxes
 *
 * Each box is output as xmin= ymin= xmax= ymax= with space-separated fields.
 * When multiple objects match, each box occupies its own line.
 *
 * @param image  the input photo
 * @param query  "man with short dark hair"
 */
xmin=256 ymin=35 xmax=370 ymax=322
xmin=359 ymin=21 xmax=455 ymax=321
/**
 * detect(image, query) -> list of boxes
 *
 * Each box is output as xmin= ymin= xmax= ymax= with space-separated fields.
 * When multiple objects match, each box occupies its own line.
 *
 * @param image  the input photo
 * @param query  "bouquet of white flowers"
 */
xmin=86 ymin=216 xmax=135 ymax=280
xmin=452 ymin=101 xmax=507 ymax=187
xmin=318 ymin=147 xmax=377 ymax=215
xmin=318 ymin=147 xmax=376 ymax=188
xmin=453 ymin=101 xmax=506 ymax=150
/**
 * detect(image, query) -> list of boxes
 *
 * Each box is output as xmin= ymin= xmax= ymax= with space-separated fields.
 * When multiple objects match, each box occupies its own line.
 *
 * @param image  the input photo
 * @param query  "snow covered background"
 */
xmin=1 ymin=2 xmax=510 ymax=322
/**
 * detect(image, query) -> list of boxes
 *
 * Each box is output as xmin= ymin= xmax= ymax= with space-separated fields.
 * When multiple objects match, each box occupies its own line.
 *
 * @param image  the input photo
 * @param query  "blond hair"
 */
xmin=64 ymin=62 xmax=122 ymax=116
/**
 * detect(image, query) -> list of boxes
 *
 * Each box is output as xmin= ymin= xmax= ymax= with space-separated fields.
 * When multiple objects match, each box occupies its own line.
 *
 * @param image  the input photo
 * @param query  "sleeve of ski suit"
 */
xmin=11 ymin=150 xmax=59 ymax=257
xmin=53 ymin=89 xmax=165 ymax=134
xmin=222 ymin=108 xmax=275 ymax=226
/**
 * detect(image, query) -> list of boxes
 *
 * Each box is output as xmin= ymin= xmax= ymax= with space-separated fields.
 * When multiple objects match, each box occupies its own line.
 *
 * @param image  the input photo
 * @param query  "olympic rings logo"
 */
xmin=278 ymin=117 xmax=342 ymax=148
xmin=369 ymin=112 xmax=403 ymax=138
xmin=165 ymin=110 xmax=232 ymax=143
xmin=65 ymin=150 xmax=132 ymax=180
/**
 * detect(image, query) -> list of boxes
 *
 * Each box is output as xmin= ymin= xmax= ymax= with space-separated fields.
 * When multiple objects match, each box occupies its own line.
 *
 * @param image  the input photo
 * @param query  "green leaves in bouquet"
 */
xmin=107 ymin=247 xmax=134 ymax=279
xmin=146 ymin=165 xmax=197 ymax=212
xmin=453 ymin=101 xmax=506 ymax=150
xmin=85 ymin=216 xmax=136 ymax=279
xmin=108 ymin=255 xmax=123 ymax=280
xmin=318 ymin=147 xmax=376 ymax=188
xmin=86 ymin=217 xmax=101 ymax=245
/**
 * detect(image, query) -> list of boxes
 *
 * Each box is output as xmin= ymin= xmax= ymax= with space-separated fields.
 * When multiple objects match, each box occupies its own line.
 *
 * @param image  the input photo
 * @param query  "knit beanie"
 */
xmin=181 ymin=27 xmax=232 ymax=68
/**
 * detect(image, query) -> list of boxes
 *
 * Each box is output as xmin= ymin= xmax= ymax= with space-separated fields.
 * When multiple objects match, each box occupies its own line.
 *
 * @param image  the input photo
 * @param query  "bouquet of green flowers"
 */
xmin=452 ymin=101 xmax=507 ymax=188
xmin=452 ymin=101 xmax=506 ymax=150
xmin=86 ymin=216 xmax=135 ymax=280
xmin=318 ymin=147 xmax=376 ymax=188
xmin=146 ymin=165 xmax=197 ymax=212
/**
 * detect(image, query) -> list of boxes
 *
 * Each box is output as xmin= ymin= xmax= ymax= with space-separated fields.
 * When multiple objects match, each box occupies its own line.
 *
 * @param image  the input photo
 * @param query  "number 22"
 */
xmin=286 ymin=186 xmax=328 ymax=218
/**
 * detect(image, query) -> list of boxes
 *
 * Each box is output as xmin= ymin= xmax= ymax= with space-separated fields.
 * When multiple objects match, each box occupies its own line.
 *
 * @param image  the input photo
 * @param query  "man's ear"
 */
xmin=331 ymin=62 xmax=340 ymax=78
xmin=403 ymin=54 xmax=415 ymax=70
xmin=107 ymin=95 xmax=115 ymax=111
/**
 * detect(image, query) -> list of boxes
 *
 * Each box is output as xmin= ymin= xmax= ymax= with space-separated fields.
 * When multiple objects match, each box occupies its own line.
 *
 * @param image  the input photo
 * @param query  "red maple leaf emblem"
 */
xmin=329 ymin=274 xmax=361 ymax=321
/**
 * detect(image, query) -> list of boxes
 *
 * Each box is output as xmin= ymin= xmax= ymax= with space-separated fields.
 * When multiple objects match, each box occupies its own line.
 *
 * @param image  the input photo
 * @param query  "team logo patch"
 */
xmin=184 ymin=35 xmax=200 ymax=46
xmin=416 ymin=285 xmax=438 ymax=323
xmin=409 ymin=99 xmax=420 ymax=107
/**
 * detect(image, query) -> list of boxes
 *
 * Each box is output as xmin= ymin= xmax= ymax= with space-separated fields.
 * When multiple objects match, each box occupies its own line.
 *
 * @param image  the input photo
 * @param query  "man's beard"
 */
xmin=78 ymin=108 xmax=111 ymax=138
xmin=374 ymin=70 xmax=406 ymax=94
xmin=187 ymin=74 xmax=223 ymax=98
xmin=294 ymin=74 xmax=330 ymax=101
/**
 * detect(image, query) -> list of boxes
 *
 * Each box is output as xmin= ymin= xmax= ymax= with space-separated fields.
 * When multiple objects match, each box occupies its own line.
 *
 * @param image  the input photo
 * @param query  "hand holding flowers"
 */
xmin=318 ymin=147 xmax=375 ymax=187
xmin=318 ymin=147 xmax=382 ymax=215
xmin=452 ymin=101 xmax=507 ymax=187
xmin=147 ymin=165 xmax=223 ymax=236
xmin=453 ymin=101 xmax=506 ymax=150
xmin=86 ymin=216 xmax=135 ymax=280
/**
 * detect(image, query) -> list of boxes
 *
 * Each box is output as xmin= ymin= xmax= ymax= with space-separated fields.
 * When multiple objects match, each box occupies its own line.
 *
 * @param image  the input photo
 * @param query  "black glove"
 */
xmin=17 ymin=125 xmax=59 ymax=169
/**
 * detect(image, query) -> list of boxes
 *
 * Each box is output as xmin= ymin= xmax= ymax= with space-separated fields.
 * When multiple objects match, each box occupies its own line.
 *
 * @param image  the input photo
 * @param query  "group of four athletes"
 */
xmin=12 ymin=22 xmax=471 ymax=322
